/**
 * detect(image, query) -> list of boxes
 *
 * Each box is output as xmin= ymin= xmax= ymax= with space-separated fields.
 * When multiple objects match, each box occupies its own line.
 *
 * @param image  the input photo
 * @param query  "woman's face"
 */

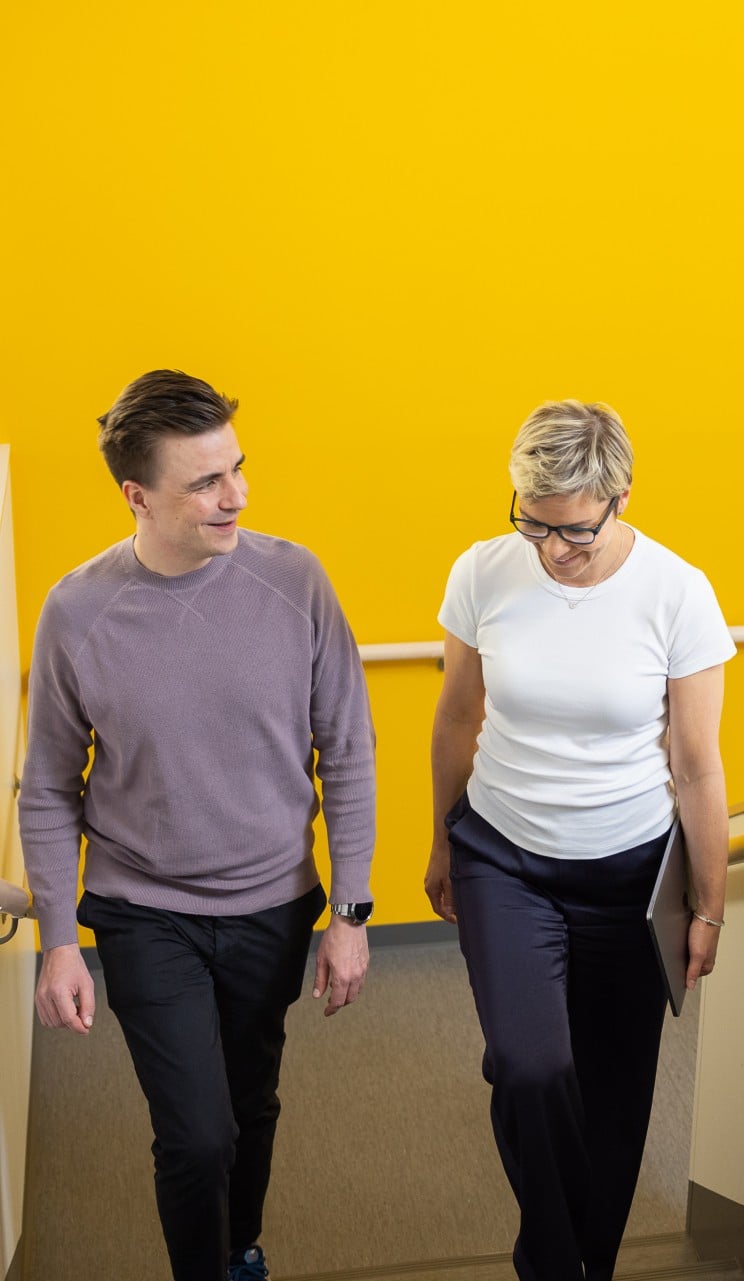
xmin=515 ymin=488 xmax=630 ymax=585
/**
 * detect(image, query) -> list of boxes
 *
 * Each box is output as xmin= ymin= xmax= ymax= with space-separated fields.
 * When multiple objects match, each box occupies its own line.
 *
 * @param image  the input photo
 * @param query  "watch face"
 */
xmin=352 ymin=901 xmax=374 ymax=923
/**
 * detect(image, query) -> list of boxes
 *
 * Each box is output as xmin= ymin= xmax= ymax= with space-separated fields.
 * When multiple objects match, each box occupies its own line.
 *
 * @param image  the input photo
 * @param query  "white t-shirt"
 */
xmin=438 ymin=527 xmax=736 ymax=859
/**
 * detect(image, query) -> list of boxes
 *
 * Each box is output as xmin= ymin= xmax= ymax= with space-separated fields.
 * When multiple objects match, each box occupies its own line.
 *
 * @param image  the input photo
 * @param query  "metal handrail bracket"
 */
xmin=0 ymin=879 xmax=34 ymax=944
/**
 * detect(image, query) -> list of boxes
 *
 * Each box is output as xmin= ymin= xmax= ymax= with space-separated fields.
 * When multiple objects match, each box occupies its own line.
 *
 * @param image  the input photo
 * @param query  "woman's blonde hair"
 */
xmin=509 ymin=400 xmax=633 ymax=500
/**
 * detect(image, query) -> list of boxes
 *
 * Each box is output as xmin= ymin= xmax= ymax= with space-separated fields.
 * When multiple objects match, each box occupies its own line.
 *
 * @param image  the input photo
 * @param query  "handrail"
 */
xmin=358 ymin=641 xmax=444 ymax=662
xmin=728 ymin=801 xmax=744 ymax=867
xmin=0 ymin=878 xmax=35 ymax=946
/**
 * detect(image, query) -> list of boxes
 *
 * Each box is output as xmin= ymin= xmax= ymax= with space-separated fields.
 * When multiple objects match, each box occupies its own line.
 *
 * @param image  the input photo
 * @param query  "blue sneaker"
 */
xmin=228 ymin=1244 xmax=271 ymax=1280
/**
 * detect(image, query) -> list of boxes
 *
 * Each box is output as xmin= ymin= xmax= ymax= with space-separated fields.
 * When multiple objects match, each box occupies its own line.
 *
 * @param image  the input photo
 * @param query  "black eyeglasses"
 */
xmin=509 ymin=492 xmax=618 ymax=546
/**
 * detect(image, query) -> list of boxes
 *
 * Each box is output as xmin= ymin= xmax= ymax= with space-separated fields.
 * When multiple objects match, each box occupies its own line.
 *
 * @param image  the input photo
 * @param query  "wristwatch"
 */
xmin=330 ymin=901 xmax=374 ymax=925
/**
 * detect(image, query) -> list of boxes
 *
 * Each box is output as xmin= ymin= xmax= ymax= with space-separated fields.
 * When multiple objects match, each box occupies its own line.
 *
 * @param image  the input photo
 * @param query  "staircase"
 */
xmin=276 ymin=1234 xmax=743 ymax=1281
xmin=614 ymin=1232 xmax=741 ymax=1280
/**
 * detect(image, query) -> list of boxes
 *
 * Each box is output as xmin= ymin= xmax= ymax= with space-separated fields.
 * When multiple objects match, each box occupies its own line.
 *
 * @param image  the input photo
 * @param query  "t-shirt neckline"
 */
xmin=526 ymin=523 xmax=639 ymax=602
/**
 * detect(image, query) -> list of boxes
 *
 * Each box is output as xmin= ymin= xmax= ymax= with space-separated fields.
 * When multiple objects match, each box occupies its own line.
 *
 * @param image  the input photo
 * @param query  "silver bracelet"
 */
xmin=692 ymin=910 xmax=725 ymax=928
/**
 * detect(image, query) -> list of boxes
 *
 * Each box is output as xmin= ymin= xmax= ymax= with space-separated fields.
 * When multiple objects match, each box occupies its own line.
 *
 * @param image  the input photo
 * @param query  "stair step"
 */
xmin=615 ymin=1230 xmax=741 ymax=1279
xmin=617 ymin=1265 xmax=741 ymax=1281
xmin=276 ymin=1232 xmax=743 ymax=1281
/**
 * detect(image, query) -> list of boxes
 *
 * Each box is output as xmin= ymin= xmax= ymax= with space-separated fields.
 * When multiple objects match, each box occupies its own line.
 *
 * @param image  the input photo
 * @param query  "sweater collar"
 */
xmin=121 ymin=535 xmax=233 ymax=591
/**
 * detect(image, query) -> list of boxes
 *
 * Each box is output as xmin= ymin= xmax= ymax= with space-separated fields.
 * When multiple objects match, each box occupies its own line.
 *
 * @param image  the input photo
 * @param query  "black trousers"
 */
xmin=447 ymin=795 xmax=669 ymax=1281
xmin=78 ymin=883 xmax=326 ymax=1281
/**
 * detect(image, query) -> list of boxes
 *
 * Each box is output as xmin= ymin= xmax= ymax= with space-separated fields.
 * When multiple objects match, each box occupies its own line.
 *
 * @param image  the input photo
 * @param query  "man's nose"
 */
xmin=220 ymin=476 xmax=248 ymax=510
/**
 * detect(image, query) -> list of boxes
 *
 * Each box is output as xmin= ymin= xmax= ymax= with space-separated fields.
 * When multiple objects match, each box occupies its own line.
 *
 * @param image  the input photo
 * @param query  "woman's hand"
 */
xmin=685 ymin=914 xmax=722 ymax=990
xmin=424 ymin=845 xmax=457 ymax=923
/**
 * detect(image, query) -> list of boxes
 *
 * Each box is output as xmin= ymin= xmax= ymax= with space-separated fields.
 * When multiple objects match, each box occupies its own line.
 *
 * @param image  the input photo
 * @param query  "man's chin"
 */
xmin=206 ymin=530 xmax=239 ymax=556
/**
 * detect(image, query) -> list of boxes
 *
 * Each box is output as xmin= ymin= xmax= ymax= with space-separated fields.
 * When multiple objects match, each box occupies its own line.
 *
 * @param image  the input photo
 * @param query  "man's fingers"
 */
xmin=36 ymin=990 xmax=84 ymax=1032
xmin=323 ymin=975 xmax=363 ymax=1017
xmin=72 ymin=994 xmax=95 ymax=1032
xmin=312 ymin=956 xmax=329 ymax=1000
xmin=35 ymin=947 xmax=96 ymax=1034
xmin=55 ymin=991 xmax=94 ymax=1035
xmin=313 ymin=917 xmax=369 ymax=1014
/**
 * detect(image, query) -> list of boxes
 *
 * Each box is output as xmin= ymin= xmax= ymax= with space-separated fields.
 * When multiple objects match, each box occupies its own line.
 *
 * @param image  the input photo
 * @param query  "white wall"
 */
xmin=0 ymin=448 xmax=35 ymax=1277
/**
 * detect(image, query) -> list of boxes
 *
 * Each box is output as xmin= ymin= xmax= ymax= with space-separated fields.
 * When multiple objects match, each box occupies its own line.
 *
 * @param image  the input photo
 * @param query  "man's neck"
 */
xmin=132 ymin=532 xmax=213 ymax=577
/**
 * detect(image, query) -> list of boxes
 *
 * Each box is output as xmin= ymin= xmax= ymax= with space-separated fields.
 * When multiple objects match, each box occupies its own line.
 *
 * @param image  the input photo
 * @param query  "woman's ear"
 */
xmin=616 ymin=487 xmax=631 ymax=517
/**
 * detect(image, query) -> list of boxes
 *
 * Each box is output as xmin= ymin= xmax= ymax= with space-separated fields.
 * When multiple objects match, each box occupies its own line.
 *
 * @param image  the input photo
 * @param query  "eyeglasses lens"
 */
xmin=513 ymin=520 xmax=594 ymax=545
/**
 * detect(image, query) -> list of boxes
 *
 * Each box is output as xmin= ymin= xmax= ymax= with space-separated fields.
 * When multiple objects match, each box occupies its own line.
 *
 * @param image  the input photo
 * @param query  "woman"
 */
xmin=424 ymin=401 xmax=735 ymax=1281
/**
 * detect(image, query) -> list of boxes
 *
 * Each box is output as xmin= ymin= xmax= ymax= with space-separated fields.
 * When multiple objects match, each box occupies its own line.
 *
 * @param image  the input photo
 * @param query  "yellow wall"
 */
xmin=2 ymin=2 xmax=743 ymax=938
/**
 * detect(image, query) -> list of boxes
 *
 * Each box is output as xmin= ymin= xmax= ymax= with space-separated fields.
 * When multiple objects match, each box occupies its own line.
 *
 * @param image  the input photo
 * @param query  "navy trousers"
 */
xmin=447 ymin=795 xmax=669 ymax=1281
xmin=78 ymin=883 xmax=326 ymax=1281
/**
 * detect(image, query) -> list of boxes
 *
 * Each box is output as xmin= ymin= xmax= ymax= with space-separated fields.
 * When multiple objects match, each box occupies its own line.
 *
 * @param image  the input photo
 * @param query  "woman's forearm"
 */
xmin=675 ymin=769 xmax=729 ymax=920
xmin=431 ymin=705 xmax=481 ymax=851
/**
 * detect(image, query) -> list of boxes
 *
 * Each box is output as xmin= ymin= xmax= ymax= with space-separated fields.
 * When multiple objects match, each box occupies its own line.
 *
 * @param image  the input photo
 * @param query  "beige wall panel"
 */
xmin=0 ymin=448 xmax=35 ymax=1276
xmin=690 ymin=854 xmax=744 ymax=1205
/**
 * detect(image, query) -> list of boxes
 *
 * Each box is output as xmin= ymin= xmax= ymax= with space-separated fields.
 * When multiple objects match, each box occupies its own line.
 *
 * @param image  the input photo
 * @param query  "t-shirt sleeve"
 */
xmin=437 ymin=544 xmax=480 ymax=648
xmin=667 ymin=569 xmax=737 ymax=678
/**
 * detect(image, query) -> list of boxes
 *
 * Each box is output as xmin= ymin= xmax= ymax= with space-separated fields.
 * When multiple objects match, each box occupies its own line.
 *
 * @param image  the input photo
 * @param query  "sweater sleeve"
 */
xmin=307 ymin=559 xmax=376 ymax=904
xmin=18 ymin=593 xmax=94 ymax=950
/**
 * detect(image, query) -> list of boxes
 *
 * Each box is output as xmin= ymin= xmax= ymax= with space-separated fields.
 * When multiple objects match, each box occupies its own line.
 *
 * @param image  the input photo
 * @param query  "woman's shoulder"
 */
xmin=449 ymin=532 xmax=521 ymax=575
xmin=630 ymin=529 xmax=731 ymax=638
xmin=631 ymin=528 xmax=709 ymax=583
xmin=442 ymin=534 xmax=527 ymax=620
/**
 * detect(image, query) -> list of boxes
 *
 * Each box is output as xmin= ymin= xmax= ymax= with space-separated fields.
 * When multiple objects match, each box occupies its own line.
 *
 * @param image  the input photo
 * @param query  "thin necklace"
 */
xmin=552 ymin=524 xmax=628 ymax=610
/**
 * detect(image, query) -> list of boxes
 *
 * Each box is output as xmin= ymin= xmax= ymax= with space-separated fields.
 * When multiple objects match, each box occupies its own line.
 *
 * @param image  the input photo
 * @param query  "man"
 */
xmin=19 ymin=370 xmax=376 ymax=1281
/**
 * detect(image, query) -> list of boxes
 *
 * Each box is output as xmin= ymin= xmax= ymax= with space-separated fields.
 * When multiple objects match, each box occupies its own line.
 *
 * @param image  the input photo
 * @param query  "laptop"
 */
xmin=646 ymin=817 xmax=690 ymax=1017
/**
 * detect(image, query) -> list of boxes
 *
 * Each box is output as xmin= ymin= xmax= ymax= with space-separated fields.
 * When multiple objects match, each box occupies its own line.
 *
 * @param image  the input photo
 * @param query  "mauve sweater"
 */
xmin=19 ymin=531 xmax=376 ymax=951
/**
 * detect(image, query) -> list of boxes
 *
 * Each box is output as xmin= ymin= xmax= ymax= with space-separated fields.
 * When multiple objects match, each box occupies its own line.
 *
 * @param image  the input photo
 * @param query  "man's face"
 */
xmin=126 ymin=422 xmax=248 ymax=575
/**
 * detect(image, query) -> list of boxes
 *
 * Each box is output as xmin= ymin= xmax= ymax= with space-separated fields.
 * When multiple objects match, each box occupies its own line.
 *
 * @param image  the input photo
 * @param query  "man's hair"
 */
xmin=508 ymin=400 xmax=633 ymax=500
xmin=98 ymin=369 xmax=239 ymax=487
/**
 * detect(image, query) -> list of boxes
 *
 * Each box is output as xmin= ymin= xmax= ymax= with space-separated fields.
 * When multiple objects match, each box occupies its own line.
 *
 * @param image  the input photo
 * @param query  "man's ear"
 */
xmin=121 ymin=479 xmax=152 ymax=519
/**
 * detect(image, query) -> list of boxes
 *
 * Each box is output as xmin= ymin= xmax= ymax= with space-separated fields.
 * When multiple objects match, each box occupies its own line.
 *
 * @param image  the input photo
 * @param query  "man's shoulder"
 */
xmin=228 ymin=530 xmax=346 ymax=625
xmin=43 ymin=540 xmax=133 ymax=622
xmin=231 ymin=529 xmax=326 ymax=589
xmin=234 ymin=527 xmax=316 ymax=562
xmin=51 ymin=539 xmax=130 ymax=590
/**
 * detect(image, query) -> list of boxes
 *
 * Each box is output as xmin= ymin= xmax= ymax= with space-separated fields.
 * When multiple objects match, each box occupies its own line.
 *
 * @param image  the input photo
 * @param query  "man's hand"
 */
xmin=36 ymin=944 xmax=95 ymax=1035
xmin=312 ymin=915 xmax=369 ymax=1017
